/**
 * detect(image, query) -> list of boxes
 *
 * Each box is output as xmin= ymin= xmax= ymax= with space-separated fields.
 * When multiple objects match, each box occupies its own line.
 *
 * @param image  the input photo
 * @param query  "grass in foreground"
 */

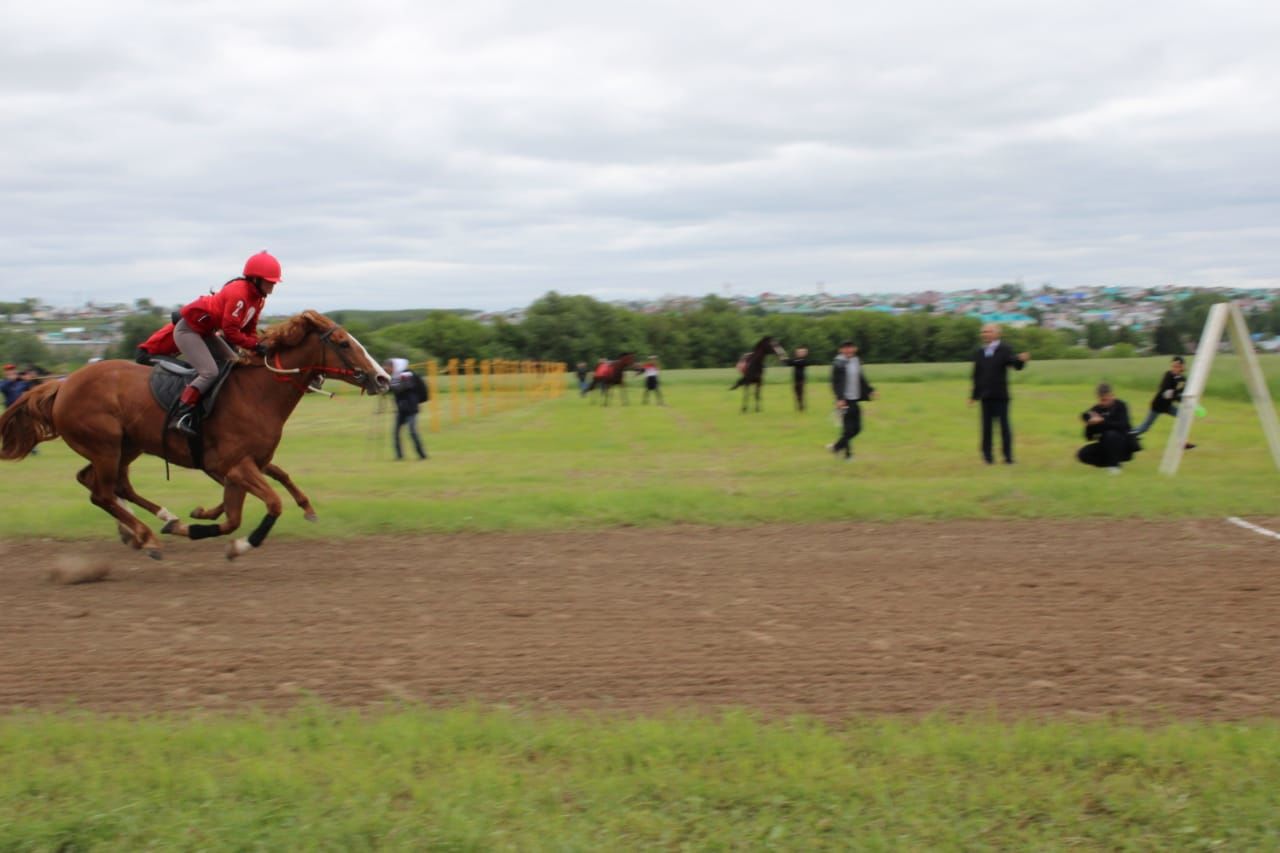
xmin=1 ymin=355 xmax=1278 ymax=539
xmin=2 ymin=706 xmax=1277 ymax=850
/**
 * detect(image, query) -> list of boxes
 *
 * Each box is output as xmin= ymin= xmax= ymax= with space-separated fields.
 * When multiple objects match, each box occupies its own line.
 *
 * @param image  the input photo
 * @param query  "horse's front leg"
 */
xmin=222 ymin=459 xmax=284 ymax=560
xmin=264 ymin=462 xmax=317 ymax=522
xmin=755 ymin=382 xmax=762 ymax=412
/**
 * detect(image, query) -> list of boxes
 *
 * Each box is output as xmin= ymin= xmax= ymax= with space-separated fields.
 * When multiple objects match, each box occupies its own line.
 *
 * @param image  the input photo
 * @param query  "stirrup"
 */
xmin=169 ymin=413 xmax=198 ymax=437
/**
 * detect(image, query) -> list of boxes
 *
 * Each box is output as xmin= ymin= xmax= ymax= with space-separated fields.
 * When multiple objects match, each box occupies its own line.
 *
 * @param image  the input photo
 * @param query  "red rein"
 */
xmin=270 ymin=353 xmax=357 ymax=393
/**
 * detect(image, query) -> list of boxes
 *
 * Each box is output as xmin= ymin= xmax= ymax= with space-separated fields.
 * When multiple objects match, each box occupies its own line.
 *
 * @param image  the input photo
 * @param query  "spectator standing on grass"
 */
xmin=386 ymin=357 xmax=429 ymax=461
xmin=828 ymin=340 xmax=876 ymax=461
xmin=1 ymin=364 xmax=28 ymax=408
xmin=3 ymin=365 xmax=39 ymax=454
xmin=784 ymin=346 xmax=816 ymax=411
xmin=638 ymin=355 xmax=664 ymax=405
xmin=969 ymin=323 xmax=1029 ymax=464
xmin=575 ymin=361 xmax=590 ymax=396
xmin=1078 ymin=383 xmax=1140 ymax=474
xmin=1130 ymin=356 xmax=1195 ymax=450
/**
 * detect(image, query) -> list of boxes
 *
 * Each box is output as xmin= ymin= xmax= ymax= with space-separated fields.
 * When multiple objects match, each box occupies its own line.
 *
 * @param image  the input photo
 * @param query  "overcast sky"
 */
xmin=3 ymin=0 xmax=1278 ymax=312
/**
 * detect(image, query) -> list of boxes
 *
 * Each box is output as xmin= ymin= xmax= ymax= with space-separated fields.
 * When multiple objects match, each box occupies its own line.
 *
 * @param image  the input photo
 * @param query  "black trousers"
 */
xmin=833 ymin=400 xmax=862 ymax=457
xmin=394 ymin=411 xmax=427 ymax=460
xmin=642 ymin=376 xmax=663 ymax=405
xmin=980 ymin=398 xmax=1013 ymax=463
xmin=1077 ymin=431 xmax=1132 ymax=468
xmin=793 ymin=381 xmax=805 ymax=411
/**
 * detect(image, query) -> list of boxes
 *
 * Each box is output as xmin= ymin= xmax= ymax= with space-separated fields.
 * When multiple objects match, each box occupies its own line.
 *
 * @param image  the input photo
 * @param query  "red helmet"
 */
xmin=243 ymin=251 xmax=282 ymax=283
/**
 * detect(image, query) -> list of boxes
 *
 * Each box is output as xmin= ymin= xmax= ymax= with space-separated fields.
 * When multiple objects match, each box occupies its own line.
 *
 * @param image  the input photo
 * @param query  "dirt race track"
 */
xmin=2 ymin=520 xmax=1278 ymax=721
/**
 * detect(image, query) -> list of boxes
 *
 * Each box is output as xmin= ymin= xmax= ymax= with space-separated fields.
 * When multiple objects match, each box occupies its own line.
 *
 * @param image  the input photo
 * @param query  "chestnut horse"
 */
xmin=0 ymin=310 xmax=389 ymax=560
xmin=587 ymin=353 xmax=636 ymax=406
xmin=729 ymin=336 xmax=788 ymax=412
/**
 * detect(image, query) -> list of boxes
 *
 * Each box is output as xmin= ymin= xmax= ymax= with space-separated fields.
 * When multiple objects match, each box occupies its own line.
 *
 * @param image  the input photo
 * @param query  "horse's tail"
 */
xmin=0 ymin=381 xmax=60 ymax=461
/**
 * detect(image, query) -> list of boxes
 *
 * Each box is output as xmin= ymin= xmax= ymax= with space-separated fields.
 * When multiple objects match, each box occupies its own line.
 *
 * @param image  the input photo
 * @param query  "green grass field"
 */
xmin=5 ymin=355 xmax=1280 ymax=849
xmin=4 ymin=707 xmax=1279 ymax=850
xmin=2 ymin=355 xmax=1277 ymax=539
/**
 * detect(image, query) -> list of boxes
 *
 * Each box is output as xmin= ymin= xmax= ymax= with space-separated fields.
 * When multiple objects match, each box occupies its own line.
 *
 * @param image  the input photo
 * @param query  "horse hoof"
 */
xmin=304 ymin=511 xmax=318 ymax=523
xmin=146 ymin=548 xmax=163 ymax=561
xmin=190 ymin=506 xmax=206 ymax=518
xmin=161 ymin=519 xmax=181 ymax=535
xmin=225 ymin=539 xmax=253 ymax=561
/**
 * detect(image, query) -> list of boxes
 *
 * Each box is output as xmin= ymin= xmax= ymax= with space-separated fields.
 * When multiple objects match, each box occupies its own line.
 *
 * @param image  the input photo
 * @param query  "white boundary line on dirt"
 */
xmin=1226 ymin=516 xmax=1280 ymax=542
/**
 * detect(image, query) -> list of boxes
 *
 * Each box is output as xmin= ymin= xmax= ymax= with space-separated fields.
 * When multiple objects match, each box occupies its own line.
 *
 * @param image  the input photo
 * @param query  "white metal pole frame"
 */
xmin=1228 ymin=302 xmax=1280 ymax=471
xmin=1160 ymin=302 xmax=1280 ymax=475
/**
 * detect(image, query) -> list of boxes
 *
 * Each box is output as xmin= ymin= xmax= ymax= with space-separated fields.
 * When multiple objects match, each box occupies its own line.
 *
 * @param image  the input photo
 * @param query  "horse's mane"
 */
xmin=260 ymin=310 xmax=336 ymax=349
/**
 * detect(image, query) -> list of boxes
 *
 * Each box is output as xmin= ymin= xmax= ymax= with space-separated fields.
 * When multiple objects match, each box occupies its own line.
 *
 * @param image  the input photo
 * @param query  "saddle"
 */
xmin=146 ymin=358 xmax=236 ymax=422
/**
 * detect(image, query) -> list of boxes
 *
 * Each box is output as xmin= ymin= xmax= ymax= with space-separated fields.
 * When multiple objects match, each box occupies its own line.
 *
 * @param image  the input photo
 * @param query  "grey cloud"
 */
xmin=2 ymin=0 xmax=1279 ymax=310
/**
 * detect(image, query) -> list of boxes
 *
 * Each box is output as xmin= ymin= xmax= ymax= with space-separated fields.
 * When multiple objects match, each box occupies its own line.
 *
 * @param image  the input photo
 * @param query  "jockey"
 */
xmin=164 ymin=251 xmax=281 ymax=436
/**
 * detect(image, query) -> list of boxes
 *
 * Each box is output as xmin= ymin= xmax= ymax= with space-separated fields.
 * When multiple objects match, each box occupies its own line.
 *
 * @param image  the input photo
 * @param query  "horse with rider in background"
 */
xmin=586 ymin=353 xmax=636 ymax=406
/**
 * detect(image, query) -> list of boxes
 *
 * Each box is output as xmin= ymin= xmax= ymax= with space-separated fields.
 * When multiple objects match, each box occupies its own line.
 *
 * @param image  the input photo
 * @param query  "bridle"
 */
xmin=262 ymin=324 xmax=372 ymax=393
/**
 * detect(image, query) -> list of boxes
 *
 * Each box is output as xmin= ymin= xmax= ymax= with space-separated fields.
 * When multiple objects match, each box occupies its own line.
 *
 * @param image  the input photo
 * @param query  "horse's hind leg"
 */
xmin=72 ymin=452 xmax=163 ymax=559
xmin=755 ymin=384 xmax=762 ymax=413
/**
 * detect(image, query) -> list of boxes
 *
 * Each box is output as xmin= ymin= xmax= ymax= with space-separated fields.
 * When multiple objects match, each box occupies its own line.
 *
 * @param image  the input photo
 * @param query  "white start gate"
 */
xmin=1159 ymin=301 xmax=1280 ymax=475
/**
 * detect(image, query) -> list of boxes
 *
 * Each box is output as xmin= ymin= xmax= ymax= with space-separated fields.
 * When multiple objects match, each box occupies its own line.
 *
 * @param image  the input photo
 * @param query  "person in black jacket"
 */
xmin=385 ymin=358 xmax=430 ymax=460
xmin=969 ymin=323 xmax=1030 ymax=464
xmin=827 ymin=340 xmax=876 ymax=460
xmin=1131 ymin=356 xmax=1188 ymax=436
xmin=1077 ymin=383 xmax=1140 ymax=472
xmin=784 ymin=346 xmax=816 ymax=411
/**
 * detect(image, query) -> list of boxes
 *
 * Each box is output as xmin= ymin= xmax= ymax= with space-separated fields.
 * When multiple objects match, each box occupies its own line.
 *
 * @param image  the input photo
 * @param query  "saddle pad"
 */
xmin=148 ymin=361 xmax=234 ymax=416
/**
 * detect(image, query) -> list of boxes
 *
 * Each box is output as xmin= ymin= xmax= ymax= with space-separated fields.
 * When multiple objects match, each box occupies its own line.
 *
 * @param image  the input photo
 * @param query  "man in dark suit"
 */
xmin=827 ymin=340 xmax=876 ymax=460
xmin=969 ymin=323 xmax=1029 ymax=464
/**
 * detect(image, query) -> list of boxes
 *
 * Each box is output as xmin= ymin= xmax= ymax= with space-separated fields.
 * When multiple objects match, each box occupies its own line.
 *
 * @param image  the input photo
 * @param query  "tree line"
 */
xmin=337 ymin=293 xmax=1095 ymax=367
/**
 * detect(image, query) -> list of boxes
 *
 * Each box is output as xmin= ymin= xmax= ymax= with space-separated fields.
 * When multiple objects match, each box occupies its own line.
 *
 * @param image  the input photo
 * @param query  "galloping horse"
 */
xmin=0 ymin=310 xmax=389 ymax=560
xmin=587 ymin=353 xmax=636 ymax=406
xmin=729 ymin=336 xmax=788 ymax=413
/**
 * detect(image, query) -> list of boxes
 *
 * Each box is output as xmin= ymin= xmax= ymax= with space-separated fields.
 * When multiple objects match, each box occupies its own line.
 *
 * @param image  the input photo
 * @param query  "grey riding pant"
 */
xmin=173 ymin=319 xmax=238 ymax=394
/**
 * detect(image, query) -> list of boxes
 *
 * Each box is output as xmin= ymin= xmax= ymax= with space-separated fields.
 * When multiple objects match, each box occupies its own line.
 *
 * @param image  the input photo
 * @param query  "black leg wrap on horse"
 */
xmin=248 ymin=513 xmax=279 ymax=548
xmin=188 ymin=523 xmax=222 ymax=540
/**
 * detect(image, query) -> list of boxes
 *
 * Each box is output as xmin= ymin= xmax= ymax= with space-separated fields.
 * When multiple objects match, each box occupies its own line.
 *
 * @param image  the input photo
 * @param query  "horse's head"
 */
xmin=752 ymin=336 xmax=787 ymax=361
xmin=260 ymin=310 xmax=391 ymax=395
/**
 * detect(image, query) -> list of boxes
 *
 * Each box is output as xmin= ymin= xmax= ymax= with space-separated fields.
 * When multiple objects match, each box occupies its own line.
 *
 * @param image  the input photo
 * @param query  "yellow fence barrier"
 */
xmin=408 ymin=359 xmax=566 ymax=432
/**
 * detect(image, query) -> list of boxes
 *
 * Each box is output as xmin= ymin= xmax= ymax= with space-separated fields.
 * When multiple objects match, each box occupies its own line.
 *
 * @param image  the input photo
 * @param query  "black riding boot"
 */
xmin=168 ymin=402 xmax=198 ymax=437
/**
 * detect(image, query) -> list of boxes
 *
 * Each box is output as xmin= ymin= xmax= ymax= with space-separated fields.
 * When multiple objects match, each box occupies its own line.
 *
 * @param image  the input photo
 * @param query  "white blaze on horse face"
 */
xmin=347 ymin=331 xmax=391 ymax=388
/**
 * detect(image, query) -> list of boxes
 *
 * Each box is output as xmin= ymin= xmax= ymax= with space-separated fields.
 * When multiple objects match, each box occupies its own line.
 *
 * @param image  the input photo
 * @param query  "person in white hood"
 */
xmin=384 ymin=358 xmax=429 ymax=460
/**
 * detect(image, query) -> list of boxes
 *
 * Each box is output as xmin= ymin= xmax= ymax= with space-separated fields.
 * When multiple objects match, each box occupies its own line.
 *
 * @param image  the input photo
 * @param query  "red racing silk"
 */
xmin=180 ymin=278 xmax=266 ymax=350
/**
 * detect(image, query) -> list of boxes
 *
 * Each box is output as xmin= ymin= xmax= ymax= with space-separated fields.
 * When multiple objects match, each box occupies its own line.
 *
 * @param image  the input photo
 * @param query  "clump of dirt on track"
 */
xmin=2 ymin=520 xmax=1277 ymax=721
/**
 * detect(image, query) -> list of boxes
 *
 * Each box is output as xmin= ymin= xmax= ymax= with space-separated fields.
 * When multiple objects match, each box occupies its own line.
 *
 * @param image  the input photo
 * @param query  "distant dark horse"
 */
xmin=587 ymin=353 xmax=636 ymax=406
xmin=729 ymin=336 xmax=788 ymax=413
